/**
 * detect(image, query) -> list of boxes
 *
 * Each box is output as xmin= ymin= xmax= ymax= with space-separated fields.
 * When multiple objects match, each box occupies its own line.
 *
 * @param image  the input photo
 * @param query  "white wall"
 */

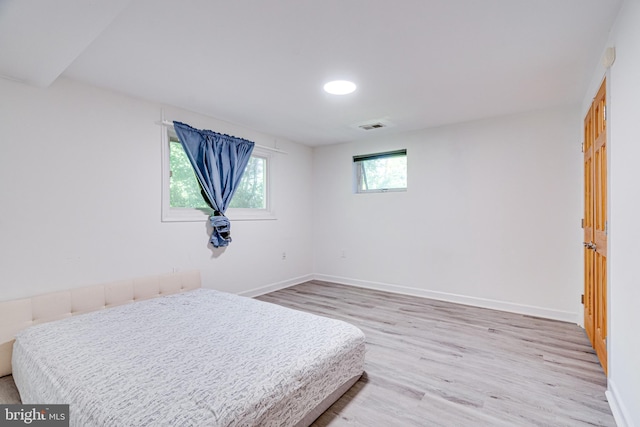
xmin=585 ymin=1 xmax=640 ymax=425
xmin=0 ymin=77 xmax=314 ymax=301
xmin=313 ymin=106 xmax=582 ymax=321
xmin=1 ymin=21 xmax=632 ymax=424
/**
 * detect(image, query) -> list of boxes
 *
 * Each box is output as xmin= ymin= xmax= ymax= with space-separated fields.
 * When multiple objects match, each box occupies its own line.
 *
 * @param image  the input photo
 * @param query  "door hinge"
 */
xmin=581 ymin=218 xmax=584 ymax=228
xmin=605 ymin=220 xmax=608 ymax=235
xmin=581 ymin=142 xmax=584 ymax=153
xmin=581 ymin=294 xmax=584 ymax=304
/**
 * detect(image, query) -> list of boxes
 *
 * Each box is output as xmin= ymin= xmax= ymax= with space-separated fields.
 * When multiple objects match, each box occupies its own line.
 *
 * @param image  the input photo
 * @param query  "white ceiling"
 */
xmin=0 ymin=0 xmax=622 ymax=146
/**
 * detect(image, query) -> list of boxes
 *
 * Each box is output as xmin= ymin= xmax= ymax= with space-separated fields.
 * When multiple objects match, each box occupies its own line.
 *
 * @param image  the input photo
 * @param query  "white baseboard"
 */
xmin=238 ymin=274 xmax=314 ymax=298
xmin=313 ymin=274 xmax=579 ymax=323
xmin=606 ymin=379 xmax=631 ymax=427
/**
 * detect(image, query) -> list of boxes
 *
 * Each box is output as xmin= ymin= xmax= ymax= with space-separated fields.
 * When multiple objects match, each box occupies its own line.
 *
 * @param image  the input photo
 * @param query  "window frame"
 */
xmin=353 ymin=149 xmax=408 ymax=194
xmin=161 ymin=126 xmax=276 ymax=222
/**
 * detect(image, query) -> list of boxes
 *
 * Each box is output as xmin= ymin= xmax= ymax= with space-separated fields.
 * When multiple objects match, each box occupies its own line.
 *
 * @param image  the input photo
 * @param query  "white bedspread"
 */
xmin=12 ymin=289 xmax=365 ymax=427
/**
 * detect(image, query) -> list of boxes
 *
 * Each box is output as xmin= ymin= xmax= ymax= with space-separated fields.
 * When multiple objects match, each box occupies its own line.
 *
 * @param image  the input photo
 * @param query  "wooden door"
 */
xmin=583 ymin=103 xmax=595 ymax=346
xmin=583 ymin=78 xmax=607 ymax=374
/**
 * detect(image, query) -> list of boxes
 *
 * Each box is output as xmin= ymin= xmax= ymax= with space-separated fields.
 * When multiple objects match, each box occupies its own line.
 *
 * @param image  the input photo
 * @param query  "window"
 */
xmin=353 ymin=149 xmax=407 ymax=193
xmin=162 ymin=129 xmax=274 ymax=222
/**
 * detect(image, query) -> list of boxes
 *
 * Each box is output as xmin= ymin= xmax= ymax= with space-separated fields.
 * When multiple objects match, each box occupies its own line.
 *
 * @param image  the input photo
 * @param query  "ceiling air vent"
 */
xmin=351 ymin=118 xmax=395 ymax=132
xmin=358 ymin=122 xmax=386 ymax=131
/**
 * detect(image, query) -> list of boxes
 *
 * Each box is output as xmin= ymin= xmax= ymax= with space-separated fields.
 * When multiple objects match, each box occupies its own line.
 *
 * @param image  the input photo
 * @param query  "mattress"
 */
xmin=12 ymin=288 xmax=365 ymax=427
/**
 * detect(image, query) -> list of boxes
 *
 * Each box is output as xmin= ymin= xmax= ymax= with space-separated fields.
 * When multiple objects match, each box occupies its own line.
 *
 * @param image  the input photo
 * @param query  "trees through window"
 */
xmin=169 ymin=139 xmax=266 ymax=209
xmin=354 ymin=149 xmax=407 ymax=193
xmin=162 ymin=131 xmax=273 ymax=222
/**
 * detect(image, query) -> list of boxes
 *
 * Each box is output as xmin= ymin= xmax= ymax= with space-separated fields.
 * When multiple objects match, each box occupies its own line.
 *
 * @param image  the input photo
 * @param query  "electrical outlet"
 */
xmin=340 ymin=249 xmax=347 ymax=258
xmin=282 ymin=252 xmax=287 ymax=260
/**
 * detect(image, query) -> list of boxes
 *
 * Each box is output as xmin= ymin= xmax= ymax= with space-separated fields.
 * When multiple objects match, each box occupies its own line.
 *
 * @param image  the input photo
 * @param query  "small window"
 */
xmin=353 ymin=149 xmax=407 ymax=193
xmin=162 ymin=129 xmax=274 ymax=222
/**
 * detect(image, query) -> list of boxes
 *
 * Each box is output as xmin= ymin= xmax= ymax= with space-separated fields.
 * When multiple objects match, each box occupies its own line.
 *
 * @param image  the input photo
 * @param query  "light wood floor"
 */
xmin=0 ymin=281 xmax=615 ymax=426
xmin=257 ymin=281 xmax=615 ymax=427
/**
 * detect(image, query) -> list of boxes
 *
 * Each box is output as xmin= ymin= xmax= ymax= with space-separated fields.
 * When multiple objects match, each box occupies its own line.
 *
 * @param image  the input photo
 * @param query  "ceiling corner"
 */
xmin=0 ymin=0 xmax=132 ymax=87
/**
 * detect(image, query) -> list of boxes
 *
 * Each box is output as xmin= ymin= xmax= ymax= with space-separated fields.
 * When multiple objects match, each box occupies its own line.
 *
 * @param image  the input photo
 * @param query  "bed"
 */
xmin=1 ymin=271 xmax=366 ymax=426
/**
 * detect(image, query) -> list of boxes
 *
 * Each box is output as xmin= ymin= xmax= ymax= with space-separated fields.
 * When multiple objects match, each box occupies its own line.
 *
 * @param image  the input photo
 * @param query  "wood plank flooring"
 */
xmin=0 ymin=281 xmax=614 ymax=426
xmin=257 ymin=281 xmax=615 ymax=427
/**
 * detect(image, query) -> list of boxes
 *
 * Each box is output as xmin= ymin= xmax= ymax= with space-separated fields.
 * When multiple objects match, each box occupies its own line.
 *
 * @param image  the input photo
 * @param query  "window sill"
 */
xmin=162 ymin=208 xmax=276 ymax=223
xmin=356 ymin=188 xmax=407 ymax=194
xmin=228 ymin=209 xmax=277 ymax=221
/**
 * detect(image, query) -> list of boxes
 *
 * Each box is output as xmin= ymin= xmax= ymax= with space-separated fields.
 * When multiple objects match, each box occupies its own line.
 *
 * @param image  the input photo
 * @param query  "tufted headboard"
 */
xmin=0 ymin=270 xmax=201 ymax=377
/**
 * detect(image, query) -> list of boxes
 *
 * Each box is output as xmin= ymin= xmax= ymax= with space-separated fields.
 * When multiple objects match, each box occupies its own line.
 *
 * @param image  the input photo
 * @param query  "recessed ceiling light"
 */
xmin=323 ymin=80 xmax=356 ymax=95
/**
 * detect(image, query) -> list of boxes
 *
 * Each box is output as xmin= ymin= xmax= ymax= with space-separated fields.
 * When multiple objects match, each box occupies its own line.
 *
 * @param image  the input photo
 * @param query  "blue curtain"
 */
xmin=173 ymin=121 xmax=255 ymax=248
